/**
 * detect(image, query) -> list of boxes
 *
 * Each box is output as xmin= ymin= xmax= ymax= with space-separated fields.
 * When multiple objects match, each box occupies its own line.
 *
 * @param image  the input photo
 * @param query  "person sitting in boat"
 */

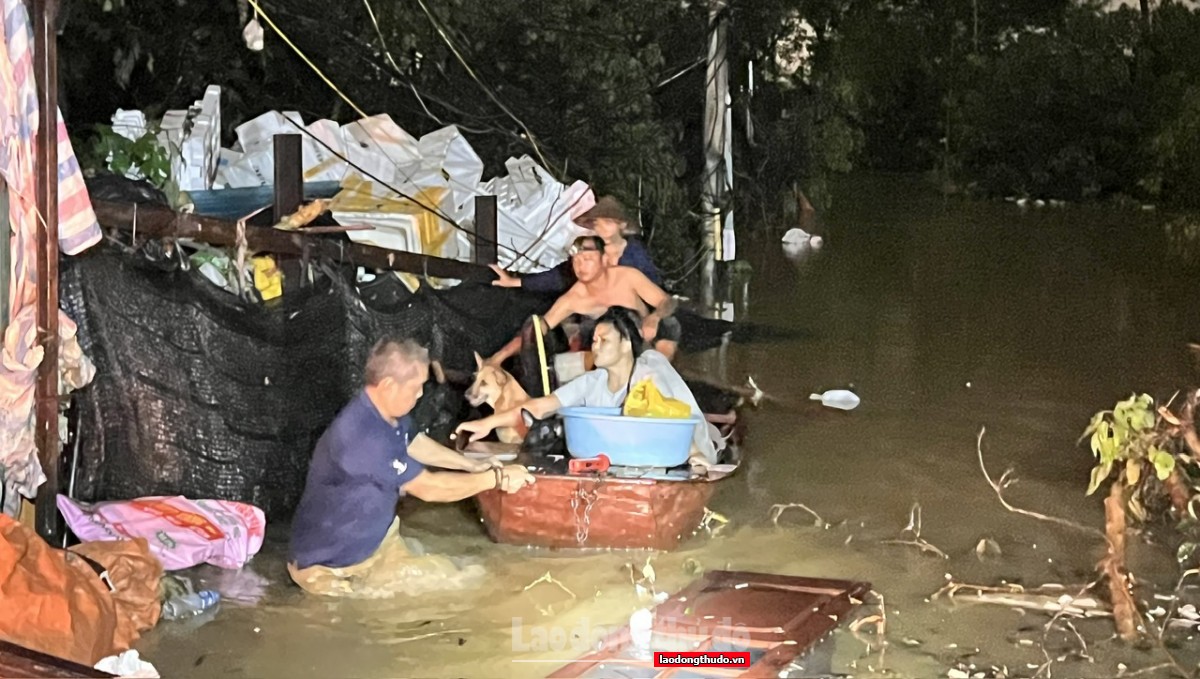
xmin=487 ymin=235 xmax=682 ymax=367
xmin=288 ymin=337 xmax=536 ymax=598
xmin=458 ymin=307 xmax=720 ymax=468
xmin=489 ymin=195 xmax=663 ymax=294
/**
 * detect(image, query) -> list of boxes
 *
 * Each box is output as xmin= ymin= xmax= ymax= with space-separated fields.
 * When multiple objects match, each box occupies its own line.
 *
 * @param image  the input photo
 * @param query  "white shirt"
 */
xmin=551 ymin=350 xmax=721 ymax=463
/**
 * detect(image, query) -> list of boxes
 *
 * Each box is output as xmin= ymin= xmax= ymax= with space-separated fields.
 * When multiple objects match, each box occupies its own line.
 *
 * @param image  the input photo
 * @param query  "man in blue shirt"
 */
xmin=288 ymin=337 xmax=534 ymax=597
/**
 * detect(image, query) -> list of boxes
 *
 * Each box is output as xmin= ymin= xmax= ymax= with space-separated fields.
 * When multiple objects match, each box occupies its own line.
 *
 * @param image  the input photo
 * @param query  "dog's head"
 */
xmin=521 ymin=408 xmax=565 ymax=456
xmin=466 ymin=351 xmax=512 ymax=408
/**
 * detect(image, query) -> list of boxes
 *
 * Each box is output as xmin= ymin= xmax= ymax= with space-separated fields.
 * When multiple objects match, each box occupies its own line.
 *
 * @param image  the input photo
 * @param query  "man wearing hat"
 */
xmin=490 ymin=196 xmax=664 ymax=294
xmin=487 ymin=234 xmax=681 ymax=367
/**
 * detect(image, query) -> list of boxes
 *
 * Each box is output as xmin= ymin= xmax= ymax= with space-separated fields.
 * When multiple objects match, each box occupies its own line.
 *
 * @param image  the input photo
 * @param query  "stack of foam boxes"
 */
xmin=158 ymin=85 xmax=222 ymax=191
xmin=109 ymin=89 xmax=600 ymax=280
xmin=330 ymin=115 xmax=480 ymax=263
xmin=481 ymin=156 xmax=594 ymax=273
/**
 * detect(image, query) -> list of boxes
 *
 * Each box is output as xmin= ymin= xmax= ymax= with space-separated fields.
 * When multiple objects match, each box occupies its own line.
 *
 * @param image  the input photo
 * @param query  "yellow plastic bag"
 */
xmin=624 ymin=378 xmax=692 ymax=419
xmin=252 ymin=256 xmax=283 ymax=301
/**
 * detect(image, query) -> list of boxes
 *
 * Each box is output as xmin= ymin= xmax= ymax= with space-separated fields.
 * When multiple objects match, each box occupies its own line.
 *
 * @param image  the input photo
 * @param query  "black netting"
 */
xmin=60 ymin=242 xmax=757 ymax=520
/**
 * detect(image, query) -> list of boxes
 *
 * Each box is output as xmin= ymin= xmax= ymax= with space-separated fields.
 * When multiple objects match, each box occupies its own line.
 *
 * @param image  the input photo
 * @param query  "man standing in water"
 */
xmin=288 ymin=337 xmax=535 ymax=597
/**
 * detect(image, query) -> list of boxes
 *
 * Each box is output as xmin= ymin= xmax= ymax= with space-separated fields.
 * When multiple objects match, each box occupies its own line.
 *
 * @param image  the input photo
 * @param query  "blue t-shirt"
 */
xmin=522 ymin=238 xmax=663 ymax=293
xmin=289 ymin=391 xmax=425 ymax=569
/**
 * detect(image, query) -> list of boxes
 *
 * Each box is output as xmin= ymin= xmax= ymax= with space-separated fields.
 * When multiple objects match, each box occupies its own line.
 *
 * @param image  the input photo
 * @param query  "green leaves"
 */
xmin=1081 ymin=393 xmax=1183 ymax=530
xmin=1150 ymin=448 xmax=1176 ymax=481
xmin=1125 ymin=458 xmax=1141 ymax=487
xmin=1090 ymin=419 xmax=1119 ymax=464
xmin=1113 ymin=393 xmax=1155 ymax=433
xmin=85 ymin=125 xmax=173 ymax=191
xmin=1087 ymin=460 xmax=1113 ymax=496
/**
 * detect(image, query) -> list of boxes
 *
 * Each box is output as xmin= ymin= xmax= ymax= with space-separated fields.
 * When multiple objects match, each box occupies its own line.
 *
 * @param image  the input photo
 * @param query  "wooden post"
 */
xmin=32 ymin=0 xmax=63 ymax=544
xmin=272 ymin=134 xmax=303 ymax=224
xmin=473 ymin=195 xmax=498 ymax=266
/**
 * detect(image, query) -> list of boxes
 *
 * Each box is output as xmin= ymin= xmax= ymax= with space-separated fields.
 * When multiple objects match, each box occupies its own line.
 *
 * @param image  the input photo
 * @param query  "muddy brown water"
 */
xmin=133 ymin=176 xmax=1200 ymax=678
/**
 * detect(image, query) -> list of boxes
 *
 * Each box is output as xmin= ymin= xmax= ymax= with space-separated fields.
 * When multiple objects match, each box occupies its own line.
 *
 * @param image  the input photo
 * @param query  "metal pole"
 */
xmin=722 ymin=91 xmax=735 ymax=263
xmin=700 ymin=0 xmax=729 ymax=310
xmin=32 ymin=0 xmax=63 ymax=544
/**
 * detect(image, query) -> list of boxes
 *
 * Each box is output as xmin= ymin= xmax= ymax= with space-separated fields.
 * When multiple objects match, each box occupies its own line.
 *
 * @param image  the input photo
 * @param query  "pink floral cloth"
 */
xmin=1 ymin=0 xmax=102 ymax=512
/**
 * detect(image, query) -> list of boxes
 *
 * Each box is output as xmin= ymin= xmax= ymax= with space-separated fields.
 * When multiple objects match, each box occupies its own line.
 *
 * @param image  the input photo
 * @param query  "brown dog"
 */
xmin=465 ymin=352 xmax=532 ymax=444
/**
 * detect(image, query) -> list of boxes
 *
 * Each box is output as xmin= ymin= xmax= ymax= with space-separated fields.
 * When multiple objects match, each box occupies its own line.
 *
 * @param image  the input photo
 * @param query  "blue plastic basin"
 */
xmin=559 ymin=406 xmax=700 ymax=467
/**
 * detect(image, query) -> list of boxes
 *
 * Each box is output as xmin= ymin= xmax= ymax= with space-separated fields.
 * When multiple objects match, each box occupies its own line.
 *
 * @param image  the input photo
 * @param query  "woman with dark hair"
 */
xmin=456 ymin=307 xmax=721 ymax=467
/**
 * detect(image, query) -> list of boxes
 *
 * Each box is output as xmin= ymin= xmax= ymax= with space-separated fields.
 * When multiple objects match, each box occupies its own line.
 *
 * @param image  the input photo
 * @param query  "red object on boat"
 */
xmin=568 ymin=454 xmax=611 ymax=474
xmin=547 ymin=570 xmax=873 ymax=678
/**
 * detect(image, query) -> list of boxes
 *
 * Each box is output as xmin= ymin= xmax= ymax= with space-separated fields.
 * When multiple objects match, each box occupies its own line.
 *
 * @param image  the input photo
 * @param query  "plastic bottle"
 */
xmin=161 ymin=590 xmax=220 ymax=620
xmin=810 ymin=389 xmax=860 ymax=411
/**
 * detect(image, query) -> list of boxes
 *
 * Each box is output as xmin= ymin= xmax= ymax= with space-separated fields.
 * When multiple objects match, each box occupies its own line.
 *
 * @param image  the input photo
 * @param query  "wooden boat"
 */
xmin=548 ymin=569 xmax=872 ymax=678
xmin=474 ymin=333 xmax=748 ymax=551
xmin=474 ymin=457 xmax=738 ymax=551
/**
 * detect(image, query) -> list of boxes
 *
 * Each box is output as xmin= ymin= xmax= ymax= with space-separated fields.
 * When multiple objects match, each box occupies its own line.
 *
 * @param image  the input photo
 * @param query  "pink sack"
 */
xmin=57 ymin=495 xmax=266 ymax=571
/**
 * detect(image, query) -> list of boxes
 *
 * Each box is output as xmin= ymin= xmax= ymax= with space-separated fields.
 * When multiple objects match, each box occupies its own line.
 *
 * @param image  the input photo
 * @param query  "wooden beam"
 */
xmin=473 ymin=195 xmax=498 ymax=266
xmin=0 ymin=639 xmax=111 ymax=678
xmin=33 ymin=0 xmax=63 ymax=545
xmin=272 ymin=134 xmax=302 ymax=223
xmin=92 ymin=200 xmax=496 ymax=284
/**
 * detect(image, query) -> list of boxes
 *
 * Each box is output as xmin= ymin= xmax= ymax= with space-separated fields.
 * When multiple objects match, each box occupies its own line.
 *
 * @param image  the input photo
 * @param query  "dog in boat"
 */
xmin=463 ymin=353 xmax=566 ymax=455
xmin=465 ymin=352 xmax=532 ymax=444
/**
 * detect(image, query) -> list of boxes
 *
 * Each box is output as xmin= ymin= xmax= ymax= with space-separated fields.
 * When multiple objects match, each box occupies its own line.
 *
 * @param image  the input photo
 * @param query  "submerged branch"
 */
xmin=770 ymin=502 xmax=830 ymax=529
xmin=933 ymin=580 xmax=1109 ymax=618
xmin=1158 ymin=568 xmax=1200 ymax=641
xmin=880 ymin=538 xmax=949 ymax=559
xmin=522 ymin=572 xmax=577 ymax=599
xmin=976 ymin=427 xmax=1106 ymax=539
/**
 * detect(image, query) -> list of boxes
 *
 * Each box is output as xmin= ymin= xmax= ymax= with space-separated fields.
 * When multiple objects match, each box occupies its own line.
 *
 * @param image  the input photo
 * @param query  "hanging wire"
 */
xmin=413 ymin=0 xmax=559 ymax=178
xmin=277 ymin=114 xmax=521 ymax=256
xmin=246 ymin=0 xmax=735 ymax=270
xmin=245 ymin=0 xmax=368 ymax=119
xmin=358 ymin=0 xmax=498 ymax=136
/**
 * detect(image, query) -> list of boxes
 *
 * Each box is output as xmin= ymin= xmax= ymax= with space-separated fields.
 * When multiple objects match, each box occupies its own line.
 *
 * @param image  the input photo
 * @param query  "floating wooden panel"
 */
xmin=548 ymin=570 xmax=872 ymax=679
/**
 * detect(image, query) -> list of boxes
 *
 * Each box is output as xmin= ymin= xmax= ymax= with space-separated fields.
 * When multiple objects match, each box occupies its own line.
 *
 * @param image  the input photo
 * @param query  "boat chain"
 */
xmin=570 ymin=475 xmax=605 ymax=546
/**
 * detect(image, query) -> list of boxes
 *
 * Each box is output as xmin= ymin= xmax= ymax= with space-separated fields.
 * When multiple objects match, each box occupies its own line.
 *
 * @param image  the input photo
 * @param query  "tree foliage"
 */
xmin=60 ymin=0 xmax=870 ymax=274
xmin=59 ymin=0 xmax=1200 ymax=273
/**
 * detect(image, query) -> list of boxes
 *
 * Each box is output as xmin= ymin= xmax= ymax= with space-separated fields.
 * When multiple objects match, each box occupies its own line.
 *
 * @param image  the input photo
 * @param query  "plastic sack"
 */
xmin=57 ymin=495 xmax=266 ymax=571
xmin=0 ymin=514 xmax=162 ymax=666
xmin=623 ymin=378 xmax=691 ymax=419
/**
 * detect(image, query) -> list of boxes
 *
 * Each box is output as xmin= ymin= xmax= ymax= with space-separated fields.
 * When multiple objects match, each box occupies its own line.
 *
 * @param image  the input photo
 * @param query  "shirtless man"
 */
xmin=488 ymin=235 xmax=681 ymax=365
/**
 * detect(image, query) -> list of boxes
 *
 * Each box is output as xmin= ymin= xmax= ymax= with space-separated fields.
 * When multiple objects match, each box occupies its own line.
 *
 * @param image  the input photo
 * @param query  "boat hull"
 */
xmin=475 ymin=473 xmax=719 ymax=550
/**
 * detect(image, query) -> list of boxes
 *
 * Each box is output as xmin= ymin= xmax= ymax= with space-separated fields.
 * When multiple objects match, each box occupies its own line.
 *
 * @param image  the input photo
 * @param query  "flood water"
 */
xmin=134 ymin=175 xmax=1200 ymax=678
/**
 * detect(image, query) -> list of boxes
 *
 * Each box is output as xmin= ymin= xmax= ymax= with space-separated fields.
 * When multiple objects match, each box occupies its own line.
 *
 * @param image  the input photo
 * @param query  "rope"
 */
xmin=413 ymin=0 xmax=558 ymax=178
